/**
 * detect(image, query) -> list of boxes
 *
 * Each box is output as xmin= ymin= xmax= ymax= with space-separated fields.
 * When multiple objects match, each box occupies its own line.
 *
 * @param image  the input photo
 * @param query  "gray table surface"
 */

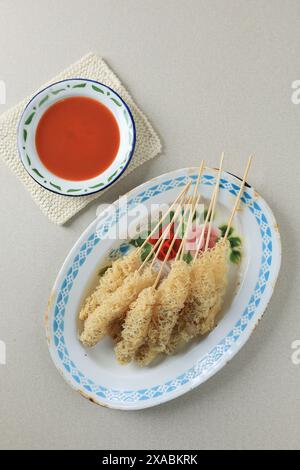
xmin=0 ymin=0 xmax=299 ymax=450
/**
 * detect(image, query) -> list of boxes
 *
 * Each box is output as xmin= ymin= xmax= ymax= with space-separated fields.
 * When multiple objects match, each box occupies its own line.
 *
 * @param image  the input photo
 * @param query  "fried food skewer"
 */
xmin=112 ymin=191 xmax=197 ymax=359
xmin=80 ymin=266 xmax=157 ymax=347
xmin=79 ymin=249 xmax=141 ymax=321
xmin=81 ymin=184 xmax=193 ymax=349
xmin=138 ymin=180 xmax=192 ymax=253
xmin=204 ymin=151 xmax=224 ymax=251
xmin=138 ymin=181 xmax=192 ymax=271
xmin=114 ymin=285 xmax=157 ymax=364
xmin=80 ymin=157 xmax=254 ymax=367
xmin=152 ymin=194 xmax=193 ymax=286
xmin=79 ymin=181 xmax=191 ymax=322
xmin=196 ymin=156 xmax=253 ymax=335
xmin=116 ymin=166 xmax=204 ymax=366
xmin=116 ymin=192 xmax=194 ymax=365
xmin=194 ymin=239 xmax=229 ymax=336
xmin=179 ymin=161 xmax=205 ymax=260
xmin=167 ymin=154 xmax=226 ymax=352
xmin=135 ymin=192 xmax=197 ymax=366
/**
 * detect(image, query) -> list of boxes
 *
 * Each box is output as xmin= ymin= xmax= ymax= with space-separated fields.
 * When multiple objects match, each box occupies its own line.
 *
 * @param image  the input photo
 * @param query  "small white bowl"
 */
xmin=17 ymin=78 xmax=136 ymax=196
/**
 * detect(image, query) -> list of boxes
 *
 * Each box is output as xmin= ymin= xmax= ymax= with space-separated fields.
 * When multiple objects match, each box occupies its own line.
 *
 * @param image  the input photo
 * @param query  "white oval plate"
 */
xmin=18 ymin=79 xmax=135 ymax=196
xmin=45 ymin=167 xmax=281 ymax=410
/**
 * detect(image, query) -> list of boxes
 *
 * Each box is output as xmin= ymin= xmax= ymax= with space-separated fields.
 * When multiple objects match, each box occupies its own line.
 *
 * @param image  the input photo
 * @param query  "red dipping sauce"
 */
xmin=35 ymin=96 xmax=120 ymax=181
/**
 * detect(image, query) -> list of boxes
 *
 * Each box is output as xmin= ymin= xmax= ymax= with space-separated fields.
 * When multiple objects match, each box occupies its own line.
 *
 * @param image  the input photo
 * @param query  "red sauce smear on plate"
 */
xmin=35 ymin=96 xmax=120 ymax=181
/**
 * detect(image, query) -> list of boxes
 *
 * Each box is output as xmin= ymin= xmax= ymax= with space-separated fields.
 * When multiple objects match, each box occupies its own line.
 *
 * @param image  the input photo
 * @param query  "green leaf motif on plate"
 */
xmin=39 ymin=95 xmax=49 ymax=107
xmin=219 ymin=224 xmax=233 ymax=238
xmin=229 ymin=236 xmax=241 ymax=248
xmin=123 ymin=110 xmax=129 ymax=123
xmin=107 ymin=168 xmax=120 ymax=181
xmin=129 ymin=236 xmax=146 ymax=248
xmin=140 ymin=243 xmax=153 ymax=262
xmin=92 ymin=85 xmax=104 ymax=93
xmin=26 ymin=154 xmax=31 ymax=166
xmin=32 ymin=168 xmax=44 ymax=178
xmin=67 ymin=188 xmax=81 ymax=193
xmin=25 ymin=112 xmax=35 ymax=125
xmin=51 ymin=88 xmax=65 ymax=95
xmin=23 ymin=129 xmax=27 ymax=142
xmin=183 ymin=251 xmax=193 ymax=264
xmin=107 ymin=170 xmax=119 ymax=182
xmin=50 ymin=182 xmax=62 ymax=191
xmin=73 ymin=83 xmax=86 ymax=88
xmin=110 ymin=97 xmax=121 ymax=107
xmin=203 ymin=208 xmax=215 ymax=222
xmin=89 ymin=182 xmax=105 ymax=189
xmin=219 ymin=224 xmax=242 ymax=264
xmin=230 ymin=250 xmax=242 ymax=264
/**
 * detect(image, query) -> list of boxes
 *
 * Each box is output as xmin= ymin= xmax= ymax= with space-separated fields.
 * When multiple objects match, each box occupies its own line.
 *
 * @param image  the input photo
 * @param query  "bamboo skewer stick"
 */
xmin=146 ymin=161 xmax=204 ymax=271
xmin=138 ymin=181 xmax=192 ymax=253
xmin=153 ymin=195 xmax=195 ymax=288
xmin=138 ymin=206 xmax=180 ymax=271
xmin=224 ymin=155 xmax=253 ymax=240
xmin=179 ymin=161 xmax=205 ymax=260
xmin=204 ymin=152 xmax=224 ymax=251
xmin=151 ymin=159 xmax=204 ymax=268
xmin=178 ymin=193 xmax=201 ymax=261
xmin=192 ymin=184 xmax=217 ymax=263
xmin=192 ymin=160 xmax=205 ymax=205
xmin=150 ymin=194 xmax=192 ymax=270
xmin=191 ymin=160 xmax=205 ymax=211
xmin=138 ymin=155 xmax=252 ymax=276
xmin=138 ymin=186 xmax=191 ymax=271
xmin=149 ymin=201 xmax=185 ymax=269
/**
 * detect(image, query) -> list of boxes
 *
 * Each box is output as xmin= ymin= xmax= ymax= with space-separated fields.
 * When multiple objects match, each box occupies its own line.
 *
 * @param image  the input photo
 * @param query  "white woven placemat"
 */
xmin=0 ymin=52 xmax=161 ymax=224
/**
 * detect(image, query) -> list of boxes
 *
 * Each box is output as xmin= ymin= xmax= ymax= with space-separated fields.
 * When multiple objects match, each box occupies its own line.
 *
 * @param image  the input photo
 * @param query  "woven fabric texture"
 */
xmin=0 ymin=52 xmax=161 ymax=224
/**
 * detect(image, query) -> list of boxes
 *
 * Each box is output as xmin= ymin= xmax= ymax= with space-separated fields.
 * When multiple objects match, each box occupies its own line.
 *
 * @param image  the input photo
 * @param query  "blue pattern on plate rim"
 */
xmin=52 ymin=173 xmax=272 ymax=403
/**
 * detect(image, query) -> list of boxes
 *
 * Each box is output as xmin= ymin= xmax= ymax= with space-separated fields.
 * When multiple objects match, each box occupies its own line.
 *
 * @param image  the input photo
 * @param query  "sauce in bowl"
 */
xmin=35 ymin=96 xmax=120 ymax=181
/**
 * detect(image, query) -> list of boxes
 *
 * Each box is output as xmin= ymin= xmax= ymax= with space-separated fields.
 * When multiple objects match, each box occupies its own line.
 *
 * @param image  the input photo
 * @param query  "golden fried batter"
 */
xmin=80 ymin=267 xmax=156 ymax=347
xmin=167 ymin=240 xmax=229 ymax=354
xmin=115 ymin=286 xmax=157 ymax=364
xmin=134 ymin=260 xmax=191 ymax=366
xmin=107 ymin=318 xmax=124 ymax=344
xmin=79 ymin=237 xmax=230 ymax=366
xmin=135 ymin=342 xmax=159 ymax=367
xmin=79 ymin=250 xmax=141 ymax=321
xmin=197 ymin=240 xmax=229 ymax=334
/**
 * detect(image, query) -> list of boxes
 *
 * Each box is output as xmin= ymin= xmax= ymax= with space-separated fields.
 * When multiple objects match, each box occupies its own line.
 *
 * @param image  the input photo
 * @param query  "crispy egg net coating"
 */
xmin=134 ymin=260 xmax=191 ymax=366
xmin=79 ymin=238 xmax=230 ymax=367
xmin=80 ymin=267 xmax=156 ymax=347
xmin=107 ymin=318 xmax=124 ymax=344
xmin=134 ymin=342 xmax=158 ymax=367
xmin=79 ymin=250 xmax=141 ymax=321
xmin=167 ymin=239 xmax=230 ymax=354
xmin=114 ymin=286 xmax=158 ymax=365
xmin=197 ymin=239 xmax=229 ymax=334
